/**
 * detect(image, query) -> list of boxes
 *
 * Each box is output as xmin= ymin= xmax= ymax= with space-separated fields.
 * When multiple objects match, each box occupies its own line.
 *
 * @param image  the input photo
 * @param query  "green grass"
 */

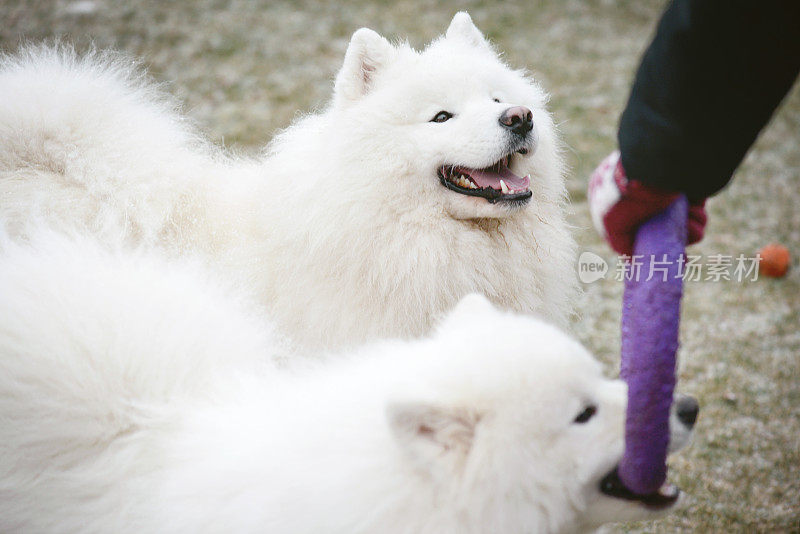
xmin=2 ymin=0 xmax=798 ymax=530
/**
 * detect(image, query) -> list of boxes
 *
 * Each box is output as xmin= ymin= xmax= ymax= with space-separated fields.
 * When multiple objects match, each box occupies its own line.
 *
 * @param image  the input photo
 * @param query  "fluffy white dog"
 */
xmin=0 ymin=13 xmax=577 ymax=350
xmin=0 ymin=231 xmax=696 ymax=534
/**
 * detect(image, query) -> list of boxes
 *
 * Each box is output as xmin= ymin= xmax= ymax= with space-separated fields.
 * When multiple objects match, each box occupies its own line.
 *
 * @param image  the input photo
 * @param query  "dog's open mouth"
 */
xmin=599 ymin=467 xmax=680 ymax=511
xmin=438 ymin=154 xmax=532 ymax=204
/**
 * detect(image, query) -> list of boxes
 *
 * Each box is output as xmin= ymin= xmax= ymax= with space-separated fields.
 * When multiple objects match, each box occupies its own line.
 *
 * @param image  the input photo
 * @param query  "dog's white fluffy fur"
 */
xmin=0 ymin=230 xmax=691 ymax=533
xmin=0 ymin=13 xmax=577 ymax=350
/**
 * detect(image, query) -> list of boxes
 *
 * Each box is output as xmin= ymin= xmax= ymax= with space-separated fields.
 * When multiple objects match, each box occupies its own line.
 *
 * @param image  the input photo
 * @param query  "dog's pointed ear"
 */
xmin=451 ymin=293 xmax=495 ymax=316
xmin=436 ymin=293 xmax=497 ymax=333
xmin=445 ymin=12 xmax=491 ymax=50
xmin=387 ymin=401 xmax=480 ymax=467
xmin=335 ymin=28 xmax=395 ymax=105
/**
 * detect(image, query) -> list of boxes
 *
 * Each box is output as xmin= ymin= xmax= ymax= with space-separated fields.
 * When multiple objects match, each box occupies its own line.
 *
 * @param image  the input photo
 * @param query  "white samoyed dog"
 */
xmin=0 ymin=13 xmax=577 ymax=350
xmin=0 ymin=231 xmax=696 ymax=534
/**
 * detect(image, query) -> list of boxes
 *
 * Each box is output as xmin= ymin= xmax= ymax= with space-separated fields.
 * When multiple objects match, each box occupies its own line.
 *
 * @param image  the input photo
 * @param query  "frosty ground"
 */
xmin=2 ymin=0 xmax=797 ymax=531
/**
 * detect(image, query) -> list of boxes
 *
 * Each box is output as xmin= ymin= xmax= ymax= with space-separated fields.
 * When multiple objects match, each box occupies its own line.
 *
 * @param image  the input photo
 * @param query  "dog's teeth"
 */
xmin=453 ymin=174 xmax=477 ymax=189
xmin=500 ymin=180 xmax=509 ymax=194
xmin=455 ymin=175 xmax=474 ymax=190
xmin=658 ymin=483 xmax=679 ymax=498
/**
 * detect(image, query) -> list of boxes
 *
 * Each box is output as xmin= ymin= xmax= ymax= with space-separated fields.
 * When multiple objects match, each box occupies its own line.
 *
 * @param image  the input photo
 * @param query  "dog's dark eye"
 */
xmin=493 ymin=97 xmax=500 ymax=103
xmin=574 ymin=405 xmax=597 ymax=424
xmin=430 ymin=111 xmax=453 ymax=123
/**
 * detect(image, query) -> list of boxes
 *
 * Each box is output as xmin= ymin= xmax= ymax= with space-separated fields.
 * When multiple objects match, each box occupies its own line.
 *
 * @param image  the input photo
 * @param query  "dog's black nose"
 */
xmin=676 ymin=395 xmax=699 ymax=428
xmin=499 ymin=106 xmax=533 ymax=136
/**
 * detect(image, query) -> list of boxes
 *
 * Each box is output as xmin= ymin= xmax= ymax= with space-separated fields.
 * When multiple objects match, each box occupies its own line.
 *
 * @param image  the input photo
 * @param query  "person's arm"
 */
xmin=619 ymin=0 xmax=800 ymax=200
xmin=591 ymin=0 xmax=800 ymax=255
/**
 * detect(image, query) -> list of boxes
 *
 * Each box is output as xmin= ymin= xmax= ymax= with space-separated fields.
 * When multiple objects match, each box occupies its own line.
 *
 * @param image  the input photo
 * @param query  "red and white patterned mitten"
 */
xmin=589 ymin=151 xmax=707 ymax=256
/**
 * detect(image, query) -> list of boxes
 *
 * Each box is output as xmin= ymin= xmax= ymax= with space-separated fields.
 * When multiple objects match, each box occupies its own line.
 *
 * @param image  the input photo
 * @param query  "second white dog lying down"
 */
xmin=0 ymin=232 xmax=697 ymax=534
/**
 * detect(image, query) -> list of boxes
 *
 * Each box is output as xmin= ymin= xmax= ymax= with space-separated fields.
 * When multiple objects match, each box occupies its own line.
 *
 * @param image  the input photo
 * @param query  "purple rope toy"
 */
xmin=619 ymin=195 xmax=688 ymax=495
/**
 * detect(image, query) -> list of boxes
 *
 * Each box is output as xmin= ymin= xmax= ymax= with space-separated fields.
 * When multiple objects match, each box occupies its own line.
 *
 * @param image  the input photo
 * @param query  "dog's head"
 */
xmin=385 ymin=294 xmax=698 ymax=532
xmin=330 ymin=12 xmax=562 ymax=220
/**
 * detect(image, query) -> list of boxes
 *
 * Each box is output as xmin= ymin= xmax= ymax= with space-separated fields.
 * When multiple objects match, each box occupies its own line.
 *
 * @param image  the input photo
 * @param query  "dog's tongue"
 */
xmin=462 ymin=163 xmax=530 ymax=191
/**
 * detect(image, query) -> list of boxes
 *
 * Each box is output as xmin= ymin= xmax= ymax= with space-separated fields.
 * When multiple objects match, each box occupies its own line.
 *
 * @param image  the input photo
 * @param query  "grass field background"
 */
xmin=2 ymin=0 xmax=798 ymax=531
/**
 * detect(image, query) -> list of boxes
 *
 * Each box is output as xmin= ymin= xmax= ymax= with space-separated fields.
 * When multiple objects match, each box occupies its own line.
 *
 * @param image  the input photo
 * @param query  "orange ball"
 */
xmin=758 ymin=243 xmax=791 ymax=278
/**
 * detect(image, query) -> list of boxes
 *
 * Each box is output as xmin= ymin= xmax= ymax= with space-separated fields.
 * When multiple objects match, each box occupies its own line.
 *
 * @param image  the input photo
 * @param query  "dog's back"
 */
xmin=0 ymin=229 xmax=276 ymax=532
xmin=0 ymin=46 xmax=214 ymax=243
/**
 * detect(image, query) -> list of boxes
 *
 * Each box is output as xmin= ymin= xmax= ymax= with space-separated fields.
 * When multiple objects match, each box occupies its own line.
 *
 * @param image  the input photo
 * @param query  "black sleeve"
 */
xmin=617 ymin=0 xmax=800 ymax=201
